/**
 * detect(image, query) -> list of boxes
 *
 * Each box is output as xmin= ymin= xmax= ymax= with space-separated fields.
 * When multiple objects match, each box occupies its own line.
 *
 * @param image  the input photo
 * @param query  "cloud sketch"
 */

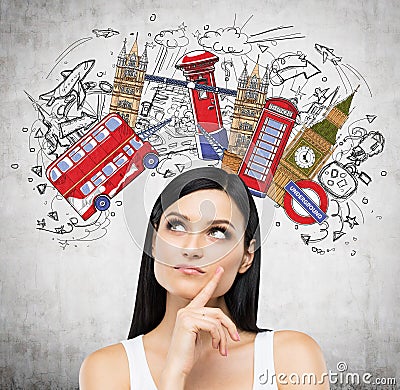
xmin=198 ymin=26 xmax=252 ymax=55
xmin=154 ymin=28 xmax=189 ymax=48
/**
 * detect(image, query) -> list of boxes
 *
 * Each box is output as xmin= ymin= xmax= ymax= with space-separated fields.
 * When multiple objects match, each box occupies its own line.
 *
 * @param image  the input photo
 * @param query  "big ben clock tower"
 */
xmin=267 ymin=90 xmax=356 ymax=206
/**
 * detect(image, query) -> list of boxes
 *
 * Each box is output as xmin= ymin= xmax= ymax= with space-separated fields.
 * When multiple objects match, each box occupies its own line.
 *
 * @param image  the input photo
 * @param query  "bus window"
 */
xmin=102 ymin=162 xmax=117 ymax=177
xmin=57 ymin=157 xmax=73 ymax=173
xmin=93 ymin=126 xmax=110 ymax=142
xmin=80 ymin=181 xmax=95 ymax=196
xmin=50 ymin=167 xmax=61 ymax=182
xmin=129 ymin=137 xmax=143 ymax=151
xmin=81 ymin=137 xmax=97 ymax=153
xmin=69 ymin=146 xmax=85 ymax=163
xmin=105 ymin=117 xmax=122 ymax=131
xmin=91 ymin=172 xmax=106 ymax=186
xmin=113 ymin=153 xmax=128 ymax=167
xmin=123 ymin=145 xmax=134 ymax=156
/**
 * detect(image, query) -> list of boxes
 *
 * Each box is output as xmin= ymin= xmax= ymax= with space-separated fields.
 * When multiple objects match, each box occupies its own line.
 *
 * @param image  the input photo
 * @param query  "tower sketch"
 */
xmin=222 ymin=61 xmax=269 ymax=173
xmin=109 ymin=38 xmax=148 ymax=130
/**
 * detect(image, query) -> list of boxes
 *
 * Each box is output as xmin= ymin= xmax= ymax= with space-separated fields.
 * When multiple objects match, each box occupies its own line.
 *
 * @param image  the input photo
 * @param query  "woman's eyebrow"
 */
xmin=165 ymin=211 xmax=236 ymax=231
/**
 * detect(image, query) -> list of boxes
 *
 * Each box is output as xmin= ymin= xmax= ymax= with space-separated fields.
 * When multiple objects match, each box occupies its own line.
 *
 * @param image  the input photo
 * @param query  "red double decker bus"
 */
xmin=46 ymin=113 xmax=159 ymax=220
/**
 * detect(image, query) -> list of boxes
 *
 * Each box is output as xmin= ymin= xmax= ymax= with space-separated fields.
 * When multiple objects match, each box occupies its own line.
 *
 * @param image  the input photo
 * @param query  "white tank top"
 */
xmin=120 ymin=330 xmax=278 ymax=390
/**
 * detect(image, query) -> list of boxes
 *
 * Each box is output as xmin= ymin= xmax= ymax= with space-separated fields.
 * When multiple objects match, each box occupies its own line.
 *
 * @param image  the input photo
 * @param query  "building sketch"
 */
xmin=109 ymin=38 xmax=148 ymax=130
xmin=222 ymin=61 xmax=268 ymax=172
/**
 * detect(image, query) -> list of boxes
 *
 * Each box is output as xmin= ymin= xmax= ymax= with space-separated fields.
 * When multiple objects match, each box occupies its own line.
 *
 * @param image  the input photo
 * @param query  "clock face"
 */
xmin=294 ymin=146 xmax=316 ymax=169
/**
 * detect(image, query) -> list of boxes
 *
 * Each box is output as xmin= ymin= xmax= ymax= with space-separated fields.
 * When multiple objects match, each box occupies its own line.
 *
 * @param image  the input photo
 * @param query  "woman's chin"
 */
xmin=167 ymin=290 xmax=198 ymax=301
xmin=167 ymin=282 xmax=205 ymax=300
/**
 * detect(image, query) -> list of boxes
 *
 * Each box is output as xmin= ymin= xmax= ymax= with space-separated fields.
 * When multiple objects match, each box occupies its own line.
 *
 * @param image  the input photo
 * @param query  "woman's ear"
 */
xmin=238 ymin=238 xmax=256 ymax=274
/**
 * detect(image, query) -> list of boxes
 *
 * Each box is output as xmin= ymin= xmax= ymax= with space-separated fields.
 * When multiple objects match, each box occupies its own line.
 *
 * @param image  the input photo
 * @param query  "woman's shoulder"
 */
xmin=256 ymin=329 xmax=323 ymax=355
xmin=272 ymin=330 xmax=329 ymax=388
xmin=79 ymin=342 xmax=130 ymax=390
xmin=273 ymin=329 xmax=326 ymax=360
xmin=273 ymin=329 xmax=323 ymax=350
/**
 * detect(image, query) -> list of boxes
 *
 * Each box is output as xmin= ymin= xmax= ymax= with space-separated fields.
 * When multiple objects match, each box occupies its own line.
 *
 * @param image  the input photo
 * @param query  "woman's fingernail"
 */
xmin=216 ymin=266 xmax=223 ymax=275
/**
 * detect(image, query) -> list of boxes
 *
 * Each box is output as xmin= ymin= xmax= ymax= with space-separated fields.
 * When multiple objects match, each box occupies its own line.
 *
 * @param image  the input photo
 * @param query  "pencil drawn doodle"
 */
xmin=19 ymin=15 xmax=386 ymax=253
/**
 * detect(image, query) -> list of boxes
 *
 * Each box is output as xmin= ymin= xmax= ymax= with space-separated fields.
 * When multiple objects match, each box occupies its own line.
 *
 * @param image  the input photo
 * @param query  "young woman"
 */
xmin=80 ymin=166 xmax=329 ymax=389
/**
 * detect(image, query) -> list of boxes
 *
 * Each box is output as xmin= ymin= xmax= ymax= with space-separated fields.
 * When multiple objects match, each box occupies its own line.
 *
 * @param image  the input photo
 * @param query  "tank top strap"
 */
xmin=253 ymin=330 xmax=278 ymax=390
xmin=120 ymin=335 xmax=158 ymax=390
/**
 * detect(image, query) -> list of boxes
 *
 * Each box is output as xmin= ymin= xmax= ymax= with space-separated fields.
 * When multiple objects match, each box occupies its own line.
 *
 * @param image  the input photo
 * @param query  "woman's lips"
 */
xmin=174 ymin=264 xmax=205 ymax=274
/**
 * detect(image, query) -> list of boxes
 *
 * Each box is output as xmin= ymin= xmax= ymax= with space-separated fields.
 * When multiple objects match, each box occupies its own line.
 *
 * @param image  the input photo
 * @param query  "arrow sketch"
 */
xmin=269 ymin=53 xmax=320 ymax=86
xmin=300 ymin=221 xmax=329 ymax=245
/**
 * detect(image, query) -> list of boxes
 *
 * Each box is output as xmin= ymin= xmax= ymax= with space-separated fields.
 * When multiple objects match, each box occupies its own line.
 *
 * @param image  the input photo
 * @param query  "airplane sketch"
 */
xmin=39 ymin=60 xmax=95 ymax=107
xmin=92 ymin=28 xmax=120 ymax=38
xmin=315 ymin=43 xmax=342 ymax=65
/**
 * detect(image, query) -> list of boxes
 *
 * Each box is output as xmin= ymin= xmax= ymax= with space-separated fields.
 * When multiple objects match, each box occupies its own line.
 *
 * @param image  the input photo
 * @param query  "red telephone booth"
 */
xmin=238 ymin=97 xmax=298 ymax=197
xmin=176 ymin=50 xmax=227 ymax=160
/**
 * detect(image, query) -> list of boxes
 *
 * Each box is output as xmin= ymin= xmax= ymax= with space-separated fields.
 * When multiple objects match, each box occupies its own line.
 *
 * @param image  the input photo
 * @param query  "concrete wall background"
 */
xmin=1 ymin=0 xmax=399 ymax=388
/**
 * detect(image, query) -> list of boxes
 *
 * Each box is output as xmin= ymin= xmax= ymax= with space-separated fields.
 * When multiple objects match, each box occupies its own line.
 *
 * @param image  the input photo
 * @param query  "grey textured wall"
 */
xmin=1 ymin=0 xmax=399 ymax=389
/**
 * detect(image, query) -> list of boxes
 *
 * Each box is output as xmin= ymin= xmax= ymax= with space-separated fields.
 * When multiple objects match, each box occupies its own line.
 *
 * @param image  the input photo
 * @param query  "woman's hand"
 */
xmin=159 ymin=266 xmax=240 ymax=388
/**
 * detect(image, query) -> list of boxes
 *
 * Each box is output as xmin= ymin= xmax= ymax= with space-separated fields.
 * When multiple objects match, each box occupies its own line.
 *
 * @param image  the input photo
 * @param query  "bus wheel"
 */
xmin=143 ymin=153 xmax=159 ymax=169
xmin=94 ymin=195 xmax=111 ymax=211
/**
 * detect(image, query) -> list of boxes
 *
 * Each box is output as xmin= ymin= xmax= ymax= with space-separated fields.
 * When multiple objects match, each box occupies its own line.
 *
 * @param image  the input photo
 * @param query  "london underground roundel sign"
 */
xmin=283 ymin=179 xmax=329 ymax=225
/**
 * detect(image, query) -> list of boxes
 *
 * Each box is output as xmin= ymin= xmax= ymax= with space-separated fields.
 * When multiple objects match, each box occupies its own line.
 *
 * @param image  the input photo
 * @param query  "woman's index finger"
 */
xmin=187 ymin=266 xmax=224 ymax=308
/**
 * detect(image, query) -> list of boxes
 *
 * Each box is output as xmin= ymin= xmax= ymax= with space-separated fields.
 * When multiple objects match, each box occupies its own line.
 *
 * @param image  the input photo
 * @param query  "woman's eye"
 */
xmin=167 ymin=220 xmax=186 ymax=232
xmin=209 ymin=227 xmax=228 ymax=239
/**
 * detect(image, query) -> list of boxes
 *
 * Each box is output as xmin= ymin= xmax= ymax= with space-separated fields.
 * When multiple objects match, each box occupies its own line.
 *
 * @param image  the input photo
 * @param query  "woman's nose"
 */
xmin=181 ymin=232 xmax=204 ymax=259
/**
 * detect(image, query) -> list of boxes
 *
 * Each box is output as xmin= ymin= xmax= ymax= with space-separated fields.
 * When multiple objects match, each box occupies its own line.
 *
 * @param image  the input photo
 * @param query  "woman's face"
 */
xmin=152 ymin=189 xmax=255 ymax=299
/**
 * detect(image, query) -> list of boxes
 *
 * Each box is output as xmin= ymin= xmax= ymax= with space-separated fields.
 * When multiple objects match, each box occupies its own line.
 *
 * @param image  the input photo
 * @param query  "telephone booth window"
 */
xmin=244 ymin=117 xmax=286 ymax=180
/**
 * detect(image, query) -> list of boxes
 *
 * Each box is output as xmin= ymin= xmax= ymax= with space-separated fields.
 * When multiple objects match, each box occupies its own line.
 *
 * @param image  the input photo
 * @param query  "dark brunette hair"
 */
xmin=128 ymin=166 xmax=271 ymax=338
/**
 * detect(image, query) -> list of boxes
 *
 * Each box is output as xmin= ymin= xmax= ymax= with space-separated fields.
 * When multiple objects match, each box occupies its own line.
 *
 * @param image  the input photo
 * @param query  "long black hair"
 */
xmin=127 ymin=166 xmax=271 ymax=339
